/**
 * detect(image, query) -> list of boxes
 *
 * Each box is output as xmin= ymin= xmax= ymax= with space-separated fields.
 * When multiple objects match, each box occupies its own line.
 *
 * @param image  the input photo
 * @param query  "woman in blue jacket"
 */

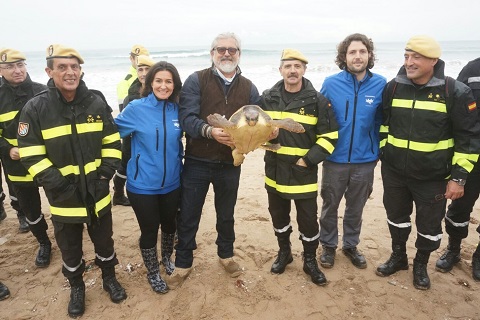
xmin=115 ymin=61 xmax=183 ymax=294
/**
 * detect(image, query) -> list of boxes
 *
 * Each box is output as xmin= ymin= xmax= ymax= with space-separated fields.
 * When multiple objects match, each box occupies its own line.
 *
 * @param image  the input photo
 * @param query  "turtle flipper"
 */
xmin=207 ymin=113 xmax=236 ymax=129
xmin=271 ymin=118 xmax=305 ymax=133
xmin=260 ymin=143 xmax=281 ymax=151
xmin=232 ymin=148 xmax=245 ymax=166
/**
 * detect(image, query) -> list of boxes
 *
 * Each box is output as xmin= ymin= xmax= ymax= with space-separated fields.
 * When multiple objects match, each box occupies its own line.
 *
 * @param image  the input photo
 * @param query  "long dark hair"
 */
xmin=335 ymin=33 xmax=376 ymax=70
xmin=141 ymin=61 xmax=182 ymax=102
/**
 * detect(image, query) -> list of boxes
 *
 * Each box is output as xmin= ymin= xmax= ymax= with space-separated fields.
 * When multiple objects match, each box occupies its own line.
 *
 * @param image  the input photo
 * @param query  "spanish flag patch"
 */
xmin=468 ymin=101 xmax=477 ymax=112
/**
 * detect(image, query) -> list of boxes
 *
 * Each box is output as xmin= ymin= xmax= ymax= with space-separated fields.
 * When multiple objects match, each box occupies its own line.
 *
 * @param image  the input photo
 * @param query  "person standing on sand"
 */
xmin=115 ymin=61 xmax=183 ymax=294
xmin=168 ymin=32 xmax=260 ymax=288
xmin=0 ymin=48 xmax=53 ymax=267
xmin=375 ymin=35 xmax=480 ymax=290
xmin=260 ymin=49 xmax=339 ymax=285
xmin=17 ymin=44 xmax=127 ymax=317
xmin=318 ymin=34 xmax=386 ymax=270
xmin=435 ymin=57 xmax=480 ymax=281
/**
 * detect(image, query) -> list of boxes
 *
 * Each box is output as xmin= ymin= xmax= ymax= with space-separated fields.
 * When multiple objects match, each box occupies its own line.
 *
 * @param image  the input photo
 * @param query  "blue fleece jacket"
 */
xmin=320 ymin=70 xmax=386 ymax=163
xmin=115 ymin=92 xmax=183 ymax=194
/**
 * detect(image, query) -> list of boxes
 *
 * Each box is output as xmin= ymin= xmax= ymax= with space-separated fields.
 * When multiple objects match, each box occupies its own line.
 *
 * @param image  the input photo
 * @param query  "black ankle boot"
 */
xmin=413 ymin=251 xmax=430 ymax=290
xmin=68 ymin=277 xmax=85 ymax=318
xmin=472 ymin=248 xmax=480 ymax=281
xmin=0 ymin=282 xmax=10 ymax=300
xmin=303 ymin=252 xmax=327 ymax=286
xmin=271 ymin=237 xmax=293 ymax=274
xmin=35 ymin=240 xmax=52 ymax=268
xmin=112 ymin=175 xmax=130 ymax=206
xmin=102 ymin=267 xmax=127 ymax=303
xmin=376 ymin=244 xmax=409 ymax=276
xmin=435 ymin=237 xmax=461 ymax=272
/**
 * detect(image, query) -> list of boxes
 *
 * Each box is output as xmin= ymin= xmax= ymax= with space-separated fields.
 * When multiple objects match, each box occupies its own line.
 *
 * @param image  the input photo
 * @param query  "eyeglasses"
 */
xmin=0 ymin=62 xmax=27 ymax=70
xmin=212 ymin=47 xmax=239 ymax=55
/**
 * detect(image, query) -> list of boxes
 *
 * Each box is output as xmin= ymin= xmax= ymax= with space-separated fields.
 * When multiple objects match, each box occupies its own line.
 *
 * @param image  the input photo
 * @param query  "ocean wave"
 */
xmin=150 ymin=50 xmax=211 ymax=59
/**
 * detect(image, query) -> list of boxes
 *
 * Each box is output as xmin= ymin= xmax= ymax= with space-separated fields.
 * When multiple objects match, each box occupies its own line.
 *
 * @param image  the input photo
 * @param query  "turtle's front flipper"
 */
xmin=271 ymin=118 xmax=305 ymax=133
xmin=207 ymin=113 xmax=236 ymax=129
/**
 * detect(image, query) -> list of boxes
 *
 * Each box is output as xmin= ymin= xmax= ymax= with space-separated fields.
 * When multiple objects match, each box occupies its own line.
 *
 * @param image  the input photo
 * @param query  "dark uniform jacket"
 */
xmin=260 ymin=78 xmax=339 ymax=200
xmin=179 ymin=67 xmax=260 ymax=164
xmin=0 ymin=75 xmax=47 ymax=185
xmin=17 ymin=79 xmax=122 ymax=224
xmin=380 ymin=59 xmax=480 ymax=181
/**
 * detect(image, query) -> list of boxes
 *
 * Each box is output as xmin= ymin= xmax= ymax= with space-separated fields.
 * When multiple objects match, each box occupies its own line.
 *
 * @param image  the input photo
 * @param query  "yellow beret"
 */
xmin=131 ymin=44 xmax=149 ymax=56
xmin=0 ymin=48 xmax=26 ymax=64
xmin=405 ymin=35 xmax=441 ymax=59
xmin=136 ymin=55 xmax=155 ymax=67
xmin=281 ymin=48 xmax=308 ymax=64
xmin=46 ymin=44 xmax=84 ymax=64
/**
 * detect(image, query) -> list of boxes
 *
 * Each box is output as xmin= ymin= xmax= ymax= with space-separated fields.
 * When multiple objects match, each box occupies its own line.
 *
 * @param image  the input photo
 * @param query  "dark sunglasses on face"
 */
xmin=212 ymin=47 xmax=239 ymax=55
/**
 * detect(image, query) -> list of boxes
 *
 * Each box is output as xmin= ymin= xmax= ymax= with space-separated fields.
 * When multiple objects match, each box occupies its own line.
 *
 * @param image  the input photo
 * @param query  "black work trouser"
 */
xmin=13 ymin=184 xmax=48 ymax=242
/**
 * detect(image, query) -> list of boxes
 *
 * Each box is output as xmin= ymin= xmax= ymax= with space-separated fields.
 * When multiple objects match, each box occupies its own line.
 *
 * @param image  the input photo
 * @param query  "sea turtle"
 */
xmin=207 ymin=105 xmax=305 ymax=166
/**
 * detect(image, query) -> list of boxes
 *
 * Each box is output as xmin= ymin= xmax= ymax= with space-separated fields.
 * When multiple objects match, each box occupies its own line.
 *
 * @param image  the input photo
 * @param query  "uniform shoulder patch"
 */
xmin=468 ymin=101 xmax=477 ymax=112
xmin=18 ymin=122 xmax=30 ymax=137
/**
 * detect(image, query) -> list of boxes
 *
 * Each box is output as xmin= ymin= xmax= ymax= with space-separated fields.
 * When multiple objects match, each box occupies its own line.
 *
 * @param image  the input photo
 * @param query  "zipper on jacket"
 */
xmin=348 ymin=80 xmax=363 ymax=162
xmin=344 ymin=100 xmax=349 ymax=121
xmin=156 ymin=127 xmax=159 ymax=151
xmin=134 ymin=154 xmax=140 ymax=180
xmin=404 ymin=91 xmax=416 ymax=174
xmin=161 ymin=102 xmax=167 ymax=187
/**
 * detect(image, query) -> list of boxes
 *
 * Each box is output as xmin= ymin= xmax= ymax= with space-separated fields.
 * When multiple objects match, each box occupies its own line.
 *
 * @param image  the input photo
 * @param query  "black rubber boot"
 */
xmin=68 ymin=276 xmax=85 ymax=318
xmin=435 ymin=237 xmax=461 ymax=272
xmin=271 ymin=237 xmax=293 ymax=274
xmin=141 ymin=246 xmax=169 ymax=293
xmin=376 ymin=243 xmax=409 ymax=276
xmin=472 ymin=244 xmax=480 ymax=281
xmin=17 ymin=212 xmax=29 ymax=233
xmin=161 ymin=232 xmax=176 ymax=276
xmin=35 ymin=240 xmax=52 ymax=268
xmin=303 ymin=252 xmax=327 ymax=286
xmin=413 ymin=251 xmax=431 ymax=290
xmin=101 ymin=267 xmax=127 ymax=303
xmin=112 ymin=175 xmax=130 ymax=206
xmin=0 ymin=282 xmax=10 ymax=300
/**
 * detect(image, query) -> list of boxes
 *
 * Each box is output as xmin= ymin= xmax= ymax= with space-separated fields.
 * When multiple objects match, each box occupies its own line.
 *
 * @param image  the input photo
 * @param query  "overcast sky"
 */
xmin=3 ymin=0 xmax=479 ymax=52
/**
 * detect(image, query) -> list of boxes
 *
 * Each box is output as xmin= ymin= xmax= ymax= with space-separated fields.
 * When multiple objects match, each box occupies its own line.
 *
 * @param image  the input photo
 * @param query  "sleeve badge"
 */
xmin=18 ymin=122 xmax=30 ymax=136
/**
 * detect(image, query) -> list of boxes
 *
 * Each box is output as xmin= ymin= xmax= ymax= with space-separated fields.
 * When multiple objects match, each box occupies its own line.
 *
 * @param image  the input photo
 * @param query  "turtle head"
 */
xmin=244 ymin=107 xmax=259 ymax=127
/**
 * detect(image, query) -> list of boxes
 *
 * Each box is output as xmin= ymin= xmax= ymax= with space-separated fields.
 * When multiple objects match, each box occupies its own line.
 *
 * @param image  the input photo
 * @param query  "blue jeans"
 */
xmin=175 ymin=158 xmax=241 ymax=268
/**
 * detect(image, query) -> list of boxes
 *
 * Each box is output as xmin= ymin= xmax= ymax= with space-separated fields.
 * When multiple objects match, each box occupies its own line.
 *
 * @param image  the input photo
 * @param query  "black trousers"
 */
xmin=53 ymin=211 xmax=118 ymax=279
xmin=268 ymin=192 xmax=319 ymax=253
xmin=127 ymin=187 xmax=180 ymax=249
xmin=12 ymin=184 xmax=48 ymax=242
xmin=381 ymin=164 xmax=447 ymax=252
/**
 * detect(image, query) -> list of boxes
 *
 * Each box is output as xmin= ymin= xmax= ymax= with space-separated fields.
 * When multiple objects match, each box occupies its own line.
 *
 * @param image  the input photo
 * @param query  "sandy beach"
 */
xmin=1 ymin=148 xmax=480 ymax=320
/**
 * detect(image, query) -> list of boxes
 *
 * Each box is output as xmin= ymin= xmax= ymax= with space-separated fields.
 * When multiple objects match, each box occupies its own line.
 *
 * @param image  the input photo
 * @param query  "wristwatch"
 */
xmin=451 ymin=178 xmax=466 ymax=186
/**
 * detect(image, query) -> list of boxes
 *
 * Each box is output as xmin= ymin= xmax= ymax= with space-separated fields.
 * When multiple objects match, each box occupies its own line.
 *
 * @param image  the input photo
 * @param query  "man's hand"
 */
xmin=267 ymin=128 xmax=279 ymax=141
xmin=444 ymin=180 xmax=464 ymax=200
xmin=9 ymin=147 xmax=20 ymax=160
xmin=296 ymin=158 xmax=307 ymax=167
xmin=211 ymin=128 xmax=235 ymax=147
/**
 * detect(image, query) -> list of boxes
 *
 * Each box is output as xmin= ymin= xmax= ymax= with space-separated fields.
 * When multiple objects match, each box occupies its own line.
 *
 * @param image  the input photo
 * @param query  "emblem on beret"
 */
xmin=1 ymin=53 xmax=6 ymax=62
xmin=135 ymin=48 xmax=140 ymax=55
xmin=48 ymin=45 xmax=54 ymax=57
xmin=18 ymin=122 xmax=29 ymax=137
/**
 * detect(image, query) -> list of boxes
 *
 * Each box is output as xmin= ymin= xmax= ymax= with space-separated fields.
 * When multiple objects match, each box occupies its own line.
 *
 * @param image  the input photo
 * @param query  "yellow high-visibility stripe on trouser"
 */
xmin=265 ymin=176 xmax=317 ymax=194
xmin=50 ymin=194 xmax=111 ymax=217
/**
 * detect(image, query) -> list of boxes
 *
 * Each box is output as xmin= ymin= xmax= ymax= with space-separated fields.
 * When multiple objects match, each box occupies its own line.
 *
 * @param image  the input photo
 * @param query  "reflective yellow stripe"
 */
xmin=50 ymin=194 xmax=111 ymax=217
xmin=380 ymin=125 xmax=389 ymax=133
xmin=317 ymin=138 xmax=335 ymax=154
xmin=76 ymin=122 xmax=103 ymax=134
xmin=392 ymin=98 xmax=447 ymax=113
xmin=0 ymin=110 xmax=18 ymax=122
xmin=19 ymin=145 xmax=47 ymax=157
xmin=28 ymin=158 xmax=54 ymax=176
xmin=103 ymin=132 xmax=120 ymax=145
xmin=380 ymin=138 xmax=386 ymax=148
xmin=318 ymin=131 xmax=338 ymax=140
xmin=265 ymin=111 xmax=317 ymax=125
xmin=277 ymin=146 xmax=308 ymax=156
xmin=8 ymin=174 xmax=34 ymax=182
xmin=453 ymin=152 xmax=479 ymax=173
xmin=58 ymin=165 xmax=80 ymax=176
xmin=42 ymin=125 xmax=71 ymax=140
xmin=84 ymin=161 xmax=98 ymax=175
xmin=4 ymin=137 xmax=17 ymax=146
xmin=265 ymin=176 xmax=317 ymax=194
xmin=387 ymin=135 xmax=453 ymax=152
xmin=102 ymin=148 xmax=122 ymax=159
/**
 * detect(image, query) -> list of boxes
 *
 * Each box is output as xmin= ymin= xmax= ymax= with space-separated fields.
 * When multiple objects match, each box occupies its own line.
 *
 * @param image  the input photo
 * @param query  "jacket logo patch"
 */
xmin=18 ymin=122 xmax=29 ymax=136
xmin=87 ymin=115 xmax=95 ymax=123
xmin=365 ymin=95 xmax=375 ymax=105
xmin=468 ymin=101 xmax=477 ymax=112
